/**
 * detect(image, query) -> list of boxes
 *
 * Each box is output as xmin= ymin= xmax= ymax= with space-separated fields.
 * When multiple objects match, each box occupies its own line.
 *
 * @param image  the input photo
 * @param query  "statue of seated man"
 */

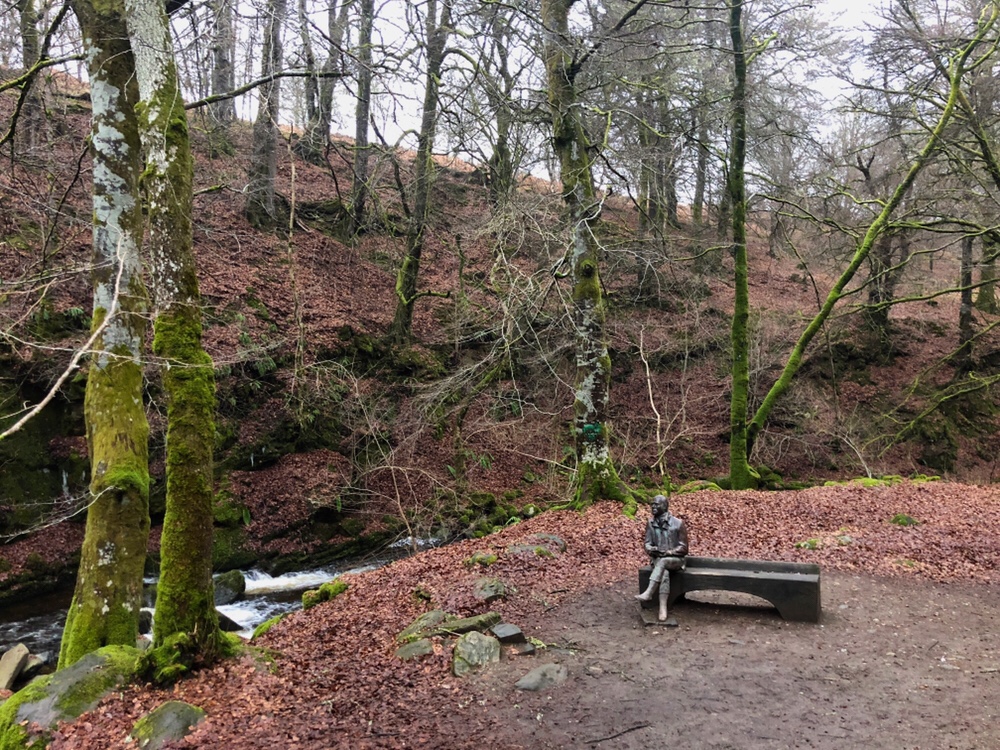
xmin=635 ymin=494 xmax=688 ymax=621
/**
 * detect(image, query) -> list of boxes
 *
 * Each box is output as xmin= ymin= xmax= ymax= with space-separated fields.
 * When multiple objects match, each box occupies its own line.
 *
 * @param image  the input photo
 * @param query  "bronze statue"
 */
xmin=635 ymin=494 xmax=688 ymax=621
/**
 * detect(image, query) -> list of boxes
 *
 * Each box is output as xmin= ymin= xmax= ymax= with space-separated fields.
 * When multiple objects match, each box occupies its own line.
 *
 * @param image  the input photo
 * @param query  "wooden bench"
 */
xmin=638 ymin=556 xmax=821 ymax=623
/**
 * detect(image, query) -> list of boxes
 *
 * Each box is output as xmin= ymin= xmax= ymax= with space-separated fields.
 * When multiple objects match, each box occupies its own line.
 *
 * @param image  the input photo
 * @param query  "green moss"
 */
xmin=890 ymin=513 xmax=920 ymax=527
xmin=302 ymin=579 xmax=349 ymax=611
xmin=251 ymin=614 xmax=287 ymax=640
xmin=464 ymin=552 xmax=498 ymax=568
xmin=0 ymin=674 xmax=53 ymax=750
xmin=794 ymin=538 xmax=821 ymax=550
xmin=140 ymin=633 xmax=197 ymax=685
xmin=212 ymin=527 xmax=255 ymax=571
xmin=677 ymin=480 xmax=723 ymax=493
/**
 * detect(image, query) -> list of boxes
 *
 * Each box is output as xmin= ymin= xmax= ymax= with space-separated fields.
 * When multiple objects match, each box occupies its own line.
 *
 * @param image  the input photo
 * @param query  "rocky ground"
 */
xmin=14 ymin=481 xmax=996 ymax=749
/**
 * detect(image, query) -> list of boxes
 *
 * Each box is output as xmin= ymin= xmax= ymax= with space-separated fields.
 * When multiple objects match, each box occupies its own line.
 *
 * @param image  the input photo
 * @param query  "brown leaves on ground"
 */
xmin=45 ymin=481 xmax=999 ymax=749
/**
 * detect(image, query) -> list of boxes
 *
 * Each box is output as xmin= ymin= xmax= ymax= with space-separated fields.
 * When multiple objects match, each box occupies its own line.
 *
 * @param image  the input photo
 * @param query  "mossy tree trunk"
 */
xmin=727 ymin=0 xmax=755 ymax=490
xmin=124 ymin=0 xmax=223 ymax=660
xmin=542 ymin=0 xmax=637 ymax=510
xmin=388 ymin=0 xmax=452 ymax=345
xmin=59 ymin=0 xmax=150 ymax=669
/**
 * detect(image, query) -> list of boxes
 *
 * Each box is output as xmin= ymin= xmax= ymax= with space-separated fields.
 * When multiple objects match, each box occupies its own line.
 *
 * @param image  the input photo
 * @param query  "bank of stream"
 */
xmin=0 ymin=552 xmax=408 ymax=660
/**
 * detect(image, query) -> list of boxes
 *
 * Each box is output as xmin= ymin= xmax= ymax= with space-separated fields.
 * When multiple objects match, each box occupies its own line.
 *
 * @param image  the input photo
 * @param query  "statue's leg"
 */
xmin=636 ymin=558 xmax=664 ymax=601
xmin=658 ymin=588 xmax=669 ymax=621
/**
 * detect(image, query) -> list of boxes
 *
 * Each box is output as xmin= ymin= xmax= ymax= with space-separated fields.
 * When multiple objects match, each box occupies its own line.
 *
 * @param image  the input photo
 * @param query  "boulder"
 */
xmin=212 ymin=570 xmax=246 ymax=606
xmin=139 ymin=609 xmax=154 ymax=635
xmin=515 ymin=663 xmax=568 ymax=691
xmin=507 ymin=533 xmax=567 ymax=559
xmin=472 ymin=578 xmax=507 ymax=603
xmin=129 ymin=700 xmax=206 ymax=750
xmin=18 ymin=652 xmax=50 ymax=684
xmin=395 ymin=639 xmax=434 ymax=661
xmin=0 ymin=644 xmax=29 ymax=692
xmin=452 ymin=632 xmax=500 ymax=677
xmin=216 ymin=610 xmax=243 ymax=632
xmin=0 ymin=646 xmax=141 ymax=748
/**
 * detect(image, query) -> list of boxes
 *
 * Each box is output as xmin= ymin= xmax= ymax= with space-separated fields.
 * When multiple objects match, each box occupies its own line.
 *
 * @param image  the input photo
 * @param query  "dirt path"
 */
xmin=474 ymin=573 xmax=1000 ymax=749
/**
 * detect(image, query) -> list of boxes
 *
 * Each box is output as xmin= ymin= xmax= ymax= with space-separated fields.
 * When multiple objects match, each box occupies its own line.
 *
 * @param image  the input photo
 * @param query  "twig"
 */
xmin=587 ymin=723 xmax=651 ymax=745
xmin=0 ymin=243 xmax=126 ymax=442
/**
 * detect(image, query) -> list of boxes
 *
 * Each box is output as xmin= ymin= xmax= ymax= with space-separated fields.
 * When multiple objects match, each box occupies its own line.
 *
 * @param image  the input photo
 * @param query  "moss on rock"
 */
xmin=301 ymin=580 xmax=349 ymax=611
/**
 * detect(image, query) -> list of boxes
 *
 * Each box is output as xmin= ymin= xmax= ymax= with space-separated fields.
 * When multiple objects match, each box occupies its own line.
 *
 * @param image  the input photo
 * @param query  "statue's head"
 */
xmin=651 ymin=494 xmax=668 ymax=516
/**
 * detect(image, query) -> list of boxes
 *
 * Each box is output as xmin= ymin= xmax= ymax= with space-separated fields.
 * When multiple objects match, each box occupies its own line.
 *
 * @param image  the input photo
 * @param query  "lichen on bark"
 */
xmin=542 ymin=0 xmax=636 ymax=513
xmin=60 ymin=0 xmax=150 ymax=669
xmin=124 ymin=0 xmax=223 ymax=660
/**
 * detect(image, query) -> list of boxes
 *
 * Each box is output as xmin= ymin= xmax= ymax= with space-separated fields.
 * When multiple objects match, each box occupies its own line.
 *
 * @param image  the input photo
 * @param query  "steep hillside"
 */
xmin=2 ymin=76 xmax=999 ymax=598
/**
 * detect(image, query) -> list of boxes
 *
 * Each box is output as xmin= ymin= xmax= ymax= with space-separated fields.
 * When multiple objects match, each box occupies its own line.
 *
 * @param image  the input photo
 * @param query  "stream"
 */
xmin=0 ymin=556 xmax=394 ymax=659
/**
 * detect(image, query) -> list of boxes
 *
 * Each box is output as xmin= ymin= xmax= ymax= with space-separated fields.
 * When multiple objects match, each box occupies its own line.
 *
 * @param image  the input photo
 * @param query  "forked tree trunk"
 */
xmin=59 ymin=0 xmax=150 ymax=668
xmin=246 ymin=0 xmax=287 ymax=227
xmin=125 ymin=0 xmax=223 ymax=658
xmin=297 ymin=0 xmax=348 ymax=165
xmin=541 ymin=0 xmax=634 ymax=510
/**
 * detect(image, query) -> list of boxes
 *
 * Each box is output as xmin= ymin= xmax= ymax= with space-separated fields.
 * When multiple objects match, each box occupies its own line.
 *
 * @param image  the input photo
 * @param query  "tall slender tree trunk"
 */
xmin=59 ymin=0 xmax=150 ymax=668
xmin=124 ymin=0 xmax=223 ymax=659
xmin=957 ymin=234 xmax=974 ymax=370
xmin=727 ymin=0 xmax=755 ymax=490
xmin=541 ymin=0 xmax=634 ymax=509
xmin=692 ymin=99 xmax=709 ymax=228
xmin=15 ymin=0 xmax=44 ymax=155
xmin=347 ymin=0 xmax=374 ymax=236
xmin=388 ymin=0 xmax=451 ymax=344
xmin=246 ymin=0 xmax=287 ymax=228
xmin=976 ymin=236 xmax=999 ymax=314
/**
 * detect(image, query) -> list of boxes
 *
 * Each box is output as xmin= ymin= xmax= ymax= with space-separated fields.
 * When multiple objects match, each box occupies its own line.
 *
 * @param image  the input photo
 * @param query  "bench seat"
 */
xmin=639 ymin=556 xmax=821 ymax=622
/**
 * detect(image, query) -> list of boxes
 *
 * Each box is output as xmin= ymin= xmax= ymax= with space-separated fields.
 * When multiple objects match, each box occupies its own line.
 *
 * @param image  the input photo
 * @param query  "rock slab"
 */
xmin=515 ymin=663 xmax=568 ymax=692
xmin=490 ymin=623 xmax=526 ymax=644
xmin=395 ymin=639 xmax=434 ymax=661
xmin=452 ymin=632 xmax=500 ymax=677
xmin=130 ymin=700 xmax=207 ymax=750
xmin=0 ymin=644 xmax=29 ymax=691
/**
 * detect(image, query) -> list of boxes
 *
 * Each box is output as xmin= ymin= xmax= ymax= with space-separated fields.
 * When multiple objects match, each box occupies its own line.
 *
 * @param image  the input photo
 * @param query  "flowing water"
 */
xmin=0 ymin=557 xmax=394 ymax=658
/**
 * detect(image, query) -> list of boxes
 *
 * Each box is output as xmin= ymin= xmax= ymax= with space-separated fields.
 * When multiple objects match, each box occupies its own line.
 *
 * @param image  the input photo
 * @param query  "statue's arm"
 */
xmin=643 ymin=523 xmax=657 ymax=556
xmin=671 ymin=521 xmax=689 ymax=557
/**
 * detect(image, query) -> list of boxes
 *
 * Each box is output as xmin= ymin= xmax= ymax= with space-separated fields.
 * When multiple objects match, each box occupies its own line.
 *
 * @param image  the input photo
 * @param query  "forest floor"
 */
xmin=39 ymin=481 xmax=999 ymax=750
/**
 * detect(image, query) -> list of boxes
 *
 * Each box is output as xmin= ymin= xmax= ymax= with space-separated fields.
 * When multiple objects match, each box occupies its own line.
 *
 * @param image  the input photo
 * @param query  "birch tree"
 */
xmin=540 ymin=0 xmax=646 ymax=509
